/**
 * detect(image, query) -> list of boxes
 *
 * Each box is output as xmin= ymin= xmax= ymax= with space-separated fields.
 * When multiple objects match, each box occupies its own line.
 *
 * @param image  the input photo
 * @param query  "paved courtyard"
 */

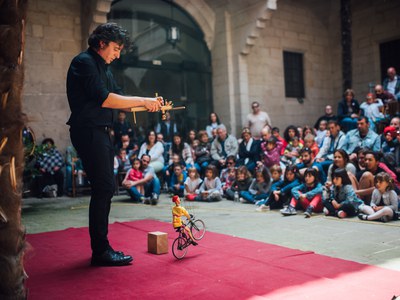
xmin=22 ymin=193 xmax=400 ymax=272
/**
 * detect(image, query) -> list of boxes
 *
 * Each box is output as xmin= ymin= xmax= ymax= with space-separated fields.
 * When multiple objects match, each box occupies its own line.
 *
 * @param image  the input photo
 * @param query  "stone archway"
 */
xmin=83 ymin=0 xmax=215 ymax=51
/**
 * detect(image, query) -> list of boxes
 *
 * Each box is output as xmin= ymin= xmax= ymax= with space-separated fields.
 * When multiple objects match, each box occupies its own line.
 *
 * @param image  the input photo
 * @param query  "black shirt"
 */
xmin=66 ymin=48 xmax=122 ymax=128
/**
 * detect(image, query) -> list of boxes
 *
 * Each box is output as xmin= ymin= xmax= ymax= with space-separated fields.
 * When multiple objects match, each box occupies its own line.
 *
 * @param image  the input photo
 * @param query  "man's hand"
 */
xmin=144 ymin=97 xmax=163 ymax=112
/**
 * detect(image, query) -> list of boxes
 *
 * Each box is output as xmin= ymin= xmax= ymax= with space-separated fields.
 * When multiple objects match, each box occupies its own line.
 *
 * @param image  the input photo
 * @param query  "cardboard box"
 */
xmin=147 ymin=231 xmax=168 ymax=254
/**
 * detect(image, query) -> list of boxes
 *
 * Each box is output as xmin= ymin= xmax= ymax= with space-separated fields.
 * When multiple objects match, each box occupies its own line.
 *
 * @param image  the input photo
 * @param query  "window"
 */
xmin=283 ymin=51 xmax=305 ymax=98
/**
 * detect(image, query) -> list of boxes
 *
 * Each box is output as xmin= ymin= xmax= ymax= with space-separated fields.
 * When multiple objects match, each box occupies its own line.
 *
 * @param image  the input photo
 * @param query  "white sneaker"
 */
xmin=280 ymin=206 xmax=297 ymax=216
xmin=323 ymin=207 xmax=330 ymax=216
xmin=256 ymin=204 xmax=269 ymax=212
xmin=255 ymin=200 xmax=265 ymax=206
xmin=239 ymin=197 xmax=247 ymax=203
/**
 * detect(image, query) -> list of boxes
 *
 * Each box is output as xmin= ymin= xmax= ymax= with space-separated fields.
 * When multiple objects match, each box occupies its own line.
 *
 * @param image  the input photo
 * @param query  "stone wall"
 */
xmin=244 ymin=0 xmax=340 ymax=131
xmin=24 ymin=0 xmax=82 ymax=152
xmin=351 ymin=0 xmax=400 ymax=98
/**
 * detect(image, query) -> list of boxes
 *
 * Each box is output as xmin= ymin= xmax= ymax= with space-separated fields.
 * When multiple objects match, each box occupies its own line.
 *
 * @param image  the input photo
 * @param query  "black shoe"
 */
xmin=150 ymin=193 xmax=159 ymax=205
xmin=304 ymin=206 xmax=313 ymax=218
xmin=190 ymin=239 xmax=198 ymax=246
xmin=91 ymin=249 xmax=133 ymax=267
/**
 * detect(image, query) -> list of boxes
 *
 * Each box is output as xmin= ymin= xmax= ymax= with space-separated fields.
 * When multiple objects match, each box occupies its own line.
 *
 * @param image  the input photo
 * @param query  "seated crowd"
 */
xmin=47 ymin=67 xmax=400 ymax=222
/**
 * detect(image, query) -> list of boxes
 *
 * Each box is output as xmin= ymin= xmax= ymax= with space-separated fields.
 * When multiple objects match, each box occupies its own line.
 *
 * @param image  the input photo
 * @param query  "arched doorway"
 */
xmin=108 ymin=0 xmax=213 ymax=135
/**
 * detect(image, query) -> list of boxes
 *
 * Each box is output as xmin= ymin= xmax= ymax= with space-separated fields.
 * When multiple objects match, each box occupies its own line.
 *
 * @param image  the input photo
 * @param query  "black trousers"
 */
xmin=70 ymin=127 xmax=115 ymax=255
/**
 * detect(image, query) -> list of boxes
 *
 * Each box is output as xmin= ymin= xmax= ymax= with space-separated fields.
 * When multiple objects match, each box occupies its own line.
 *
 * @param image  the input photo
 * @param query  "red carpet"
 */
xmin=25 ymin=220 xmax=400 ymax=299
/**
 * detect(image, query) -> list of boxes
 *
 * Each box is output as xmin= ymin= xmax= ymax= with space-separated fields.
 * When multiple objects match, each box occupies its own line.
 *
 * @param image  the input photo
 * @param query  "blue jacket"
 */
xmin=292 ymin=182 xmax=323 ymax=200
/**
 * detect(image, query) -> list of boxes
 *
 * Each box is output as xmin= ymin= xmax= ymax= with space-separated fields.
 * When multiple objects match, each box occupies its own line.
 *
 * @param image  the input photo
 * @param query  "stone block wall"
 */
xmin=351 ymin=0 xmax=400 ymax=98
xmin=24 ymin=0 xmax=82 ymax=152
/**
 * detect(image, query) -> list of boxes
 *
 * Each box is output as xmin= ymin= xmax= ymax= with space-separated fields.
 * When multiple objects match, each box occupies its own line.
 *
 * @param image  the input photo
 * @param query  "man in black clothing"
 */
xmin=66 ymin=23 xmax=162 ymax=266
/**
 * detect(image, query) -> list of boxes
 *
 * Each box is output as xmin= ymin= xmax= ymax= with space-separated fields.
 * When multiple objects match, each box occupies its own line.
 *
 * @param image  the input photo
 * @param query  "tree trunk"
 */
xmin=0 ymin=0 xmax=28 ymax=299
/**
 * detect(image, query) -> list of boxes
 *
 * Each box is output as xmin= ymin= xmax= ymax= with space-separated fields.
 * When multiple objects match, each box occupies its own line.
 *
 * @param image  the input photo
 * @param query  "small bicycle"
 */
xmin=172 ymin=215 xmax=206 ymax=259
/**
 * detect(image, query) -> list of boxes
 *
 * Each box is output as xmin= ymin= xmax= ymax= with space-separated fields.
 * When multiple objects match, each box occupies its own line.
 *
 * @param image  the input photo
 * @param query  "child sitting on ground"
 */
xmin=169 ymin=164 xmax=187 ymax=197
xmin=358 ymin=172 xmax=398 ymax=222
xmin=196 ymin=165 xmax=223 ymax=202
xmin=281 ymin=167 xmax=323 ymax=218
xmin=267 ymin=165 xmax=301 ymax=210
xmin=240 ymin=166 xmax=271 ymax=204
xmin=222 ymin=167 xmax=236 ymax=198
xmin=256 ymin=164 xmax=283 ymax=211
xmin=184 ymin=167 xmax=202 ymax=201
xmin=323 ymin=168 xmax=364 ymax=219
xmin=172 ymin=195 xmax=197 ymax=245
xmin=122 ymin=158 xmax=144 ymax=196
xmin=225 ymin=165 xmax=253 ymax=202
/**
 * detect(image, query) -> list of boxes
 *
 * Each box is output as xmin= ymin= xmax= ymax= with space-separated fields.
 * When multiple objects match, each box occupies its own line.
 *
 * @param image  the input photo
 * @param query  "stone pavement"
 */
xmin=22 ymin=193 xmax=400 ymax=272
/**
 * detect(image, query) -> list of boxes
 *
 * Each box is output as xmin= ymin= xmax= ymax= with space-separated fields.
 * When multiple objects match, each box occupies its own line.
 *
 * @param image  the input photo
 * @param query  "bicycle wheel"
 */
xmin=190 ymin=219 xmax=206 ymax=240
xmin=172 ymin=237 xmax=188 ymax=259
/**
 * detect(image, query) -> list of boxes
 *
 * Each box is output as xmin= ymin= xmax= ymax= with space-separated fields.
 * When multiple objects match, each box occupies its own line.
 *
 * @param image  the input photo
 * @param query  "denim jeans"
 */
xmin=127 ymin=176 xmax=161 ymax=201
xmin=240 ymin=191 xmax=269 ymax=203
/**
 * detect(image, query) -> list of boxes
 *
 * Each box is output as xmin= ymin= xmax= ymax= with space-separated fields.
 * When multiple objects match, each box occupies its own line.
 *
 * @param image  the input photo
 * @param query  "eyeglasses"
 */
xmin=227 ymin=162 xmax=234 ymax=165
xmin=252 ymin=105 xmax=259 ymax=109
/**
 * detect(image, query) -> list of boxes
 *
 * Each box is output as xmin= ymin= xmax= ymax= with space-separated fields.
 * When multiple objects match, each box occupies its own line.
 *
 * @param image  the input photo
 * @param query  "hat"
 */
xmin=172 ymin=195 xmax=180 ymax=203
xmin=383 ymin=126 xmax=397 ymax=138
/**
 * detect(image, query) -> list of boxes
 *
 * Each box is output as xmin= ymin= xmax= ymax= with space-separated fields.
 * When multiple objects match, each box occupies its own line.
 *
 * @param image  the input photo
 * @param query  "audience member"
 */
xmin=116 ymin=148 xmax=132 ymax=173
xmin=247 ymin=101 xmax=271 ymax=139
xmin=194 ymin=130 xmax=212 ymax=175
xmin=210 ymin=124 xmax=239 ymax=169
xmin=122 ymin=154 xmax=160 ymax=204
xmin=280 ymin=168 xmax=323 ymax=218
xmin=240 ymin=166 xmax=271 ymax=204
xmin=383 ymin=67 xmax=400 ymax=100
xmin=314 ymin=105 xmax=337 ymax=131
xmin=268 ymin=165 xmax=301 ymax=210
xmin=315 ymin=120 xmax=346 ymax=171
xmin=206 ymin=112 xmax=221 ymax=139
xmin=236 ymin=127 xmax=260 ymax=172
xmin=138 ymin=130 xmax=165 ymax=173
xmin=155 ymin=111 xmax=178 ymax=145
xmin=374 ymin=84 xmax=397 ymax=118
xmin=314 ymin=120 xmax=328 ymax=147
xmin=323 ymin=168 xmax=364 ymax=218
xmin=168 ymin=132 xmax=194 ymax=168
xmin=196 ymin=165 xmax=223 ymax=202
xmin=260 ymin=136 xmax=283 ymax=168
xmin=281 ymin=136 xmax=303 ymax=165
xmin=360 ymin=93 xmax=384 ymax=132
xmin=337 ymin=89 xmax=361 ymax=132
xmin=112 ymin=110 xmax=134 ymax=145
xmin=184 ymin=167 xmax=202 ymax=201
xmin=342 ymin=116 xmax=381 ymax=160
xmin=36 ymin=138 xmax=64 ymax=197
xmin=358 ymin=172 xmax=398 ymax=222
xmin=169 ymin=164 xmax=187 ymax=197
xmin=303 ymin=133 xmax=319 ymax=158
xmin=225 ymin=166 xmax=253 ymax=201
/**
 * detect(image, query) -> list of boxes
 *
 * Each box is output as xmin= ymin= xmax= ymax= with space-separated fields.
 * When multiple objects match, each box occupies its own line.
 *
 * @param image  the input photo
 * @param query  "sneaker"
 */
xmin=255 ymin=200 xmax=265 ymax=206
xmin=280 ymin=206 xmax=297 ymax=216
xmin=190 ymin=239 xmax=198 ymax=246
xmin=304 ymin=206 xmax=313 ymax=218
xmin=143 ymin=197 xmax=151 ymax=205
xmin=256 ymin=204 xmax=269 ymax=212
xmin=323 ymin=207 xmax=330 ymax=216
xmin=239 ymin=197 xmax=247 ymax=203
xmin=337 ymin=210 xmax=347 ymax=218
xmin=380 ymin=215 xmax=390 ymax=223
xmin=358 ymin=213 xmax=368 ymax=221
xmin=150 ymin=193 xmax=159 ymax=205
